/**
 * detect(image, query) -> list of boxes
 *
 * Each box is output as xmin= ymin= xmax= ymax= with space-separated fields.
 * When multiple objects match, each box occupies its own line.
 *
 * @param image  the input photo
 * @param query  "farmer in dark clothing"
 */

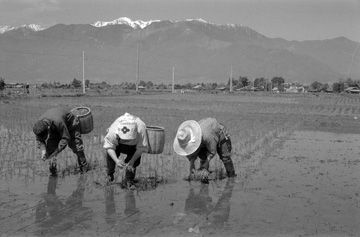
xmin=33 ymin=107 xmax=88 ymax=175
xmin=173 ymin=118 xmax=236 ymax=183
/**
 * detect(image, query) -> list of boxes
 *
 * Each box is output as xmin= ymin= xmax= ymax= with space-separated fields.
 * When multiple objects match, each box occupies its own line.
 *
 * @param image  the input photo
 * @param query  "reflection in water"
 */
xmin=208 ymin=178 xmax=234 ymax=229
xmin=104 ymin=187 xmax=139 ymax=227
xmin=124 ymin=190 xmax=139 ymax=217
xmin=185 ymin=183 xmax=214 ymax=215
xmin=35 ymin=175 xmax=92 ymax=235
xmin=104 ymin=186 xmax=116 ymax=225
xmin=185 ymin=178 xmax=235 ymax=231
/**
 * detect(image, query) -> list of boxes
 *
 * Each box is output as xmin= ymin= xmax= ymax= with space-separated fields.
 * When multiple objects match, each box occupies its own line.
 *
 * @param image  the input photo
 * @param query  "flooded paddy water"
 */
xmin=1 ymin=93 xmax=360 ymax=236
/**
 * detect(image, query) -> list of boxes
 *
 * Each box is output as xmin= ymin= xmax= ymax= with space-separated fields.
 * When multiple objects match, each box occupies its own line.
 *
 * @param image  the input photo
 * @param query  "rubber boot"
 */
xmin=77 ymin=151 xmax=89 ymax=174
xmin=222 ymin=158 xmax=237 ymax=178
xmin=107 ymin=174 xmax=115 ymax=184
xmin=124 ymin=169 xmax=136 ymax=190
xmin=49 ymin=161 xmax=57 ymax=176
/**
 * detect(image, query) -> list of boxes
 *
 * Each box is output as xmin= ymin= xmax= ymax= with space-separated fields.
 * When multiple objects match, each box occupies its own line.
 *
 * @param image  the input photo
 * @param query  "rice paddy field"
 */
xmin=1 ymin=92 xmax=360 ymax=237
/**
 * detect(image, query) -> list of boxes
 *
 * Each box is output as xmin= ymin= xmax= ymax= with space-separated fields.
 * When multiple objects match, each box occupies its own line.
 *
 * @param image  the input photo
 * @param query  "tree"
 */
xmin=345 ymin=78 xmax=358 ymax=87
xmin=127 ymin=82 xmax=136 ymax=90
xmin=310 ymin=81 xmax=323 ymax=91
xmin=145 ymin=81 xmax=154 ymax=89
xmin=41 ymin=82 xmax=51 ymax=88
xmin=333 ymin=82 xmax=345 ymax=93
xmin=254 ymin=77 xmax=266 ymax=89
xmin=157 ymin=83 xmax=168 ymax=90
xmin=72 ymin=78 xmax=82 ymax=88
xmin=0 ymin=77 xmax=5 ymax=91
xmin=184 ymin=83 xmax=193 ymax=89
xmin=322 ymin=83 xmax=329 ymax=91
xmin=271 ymin=77 xmax=285 ymax=89
xmin=239 ymin=76 xmax=250 ymax=87
xmin=85 ymin=79 xmax=90 ymax=88
xmin=139 ymin=80 xmax=146 ymax=87
xmin=211 ymin=82 xmax=218 ymax=90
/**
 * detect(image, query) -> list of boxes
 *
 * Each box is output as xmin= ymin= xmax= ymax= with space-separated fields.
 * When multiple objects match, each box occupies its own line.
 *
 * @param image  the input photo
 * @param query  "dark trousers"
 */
xmin=195 ymin=129 xmax=232 ymax=169
xmin=106 ymin=144 xmax=142 ymax=178
xmin=189 ymin=125 xmax=235 ymax=176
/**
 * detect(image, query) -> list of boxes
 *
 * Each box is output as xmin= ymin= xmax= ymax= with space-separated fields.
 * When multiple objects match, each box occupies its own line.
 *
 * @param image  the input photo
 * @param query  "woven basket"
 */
xmin=146 ymin=126 xmax=165 ymax=154
xmin=71 ymin=107 xmax=93 ymax=134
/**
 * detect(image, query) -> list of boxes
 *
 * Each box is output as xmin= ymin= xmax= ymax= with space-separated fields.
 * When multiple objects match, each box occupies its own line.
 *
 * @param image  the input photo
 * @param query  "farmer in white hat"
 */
xmin=173 ymin=118 xmax=236 ymax=183
xmin=33 ymin=107 xmax=89 ymax=175
xmin=103 ymin=113 xmax=148 ymax=187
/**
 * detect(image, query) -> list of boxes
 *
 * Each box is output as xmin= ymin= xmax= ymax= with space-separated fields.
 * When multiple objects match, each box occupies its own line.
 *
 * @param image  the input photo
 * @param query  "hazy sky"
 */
xmin=0 ymin=0 xmax=359 ymax=42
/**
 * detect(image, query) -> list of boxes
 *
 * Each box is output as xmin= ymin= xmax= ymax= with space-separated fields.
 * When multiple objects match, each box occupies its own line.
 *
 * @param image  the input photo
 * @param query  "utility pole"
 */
xmin=82 ymin=51 xmax=85 ymax=94
xmin=136 ymin=42 xmax=139 ymax=92
xmin=172 ymin=66 xmax=175 ymax=93
xmin=229 ymin=65 xmax=233 ymax=93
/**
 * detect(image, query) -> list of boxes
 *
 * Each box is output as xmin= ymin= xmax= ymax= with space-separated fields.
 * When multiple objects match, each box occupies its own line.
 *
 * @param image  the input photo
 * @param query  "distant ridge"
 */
xmin=0 ymin=17 xmax=359 ymax=84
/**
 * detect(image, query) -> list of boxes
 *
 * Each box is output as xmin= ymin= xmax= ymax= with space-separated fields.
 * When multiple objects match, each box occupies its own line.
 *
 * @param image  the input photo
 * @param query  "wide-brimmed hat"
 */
xmin=173 ymin=120 xmax=202 ymax=156
xmin=117 ymin=121 xmax=137 ymax=140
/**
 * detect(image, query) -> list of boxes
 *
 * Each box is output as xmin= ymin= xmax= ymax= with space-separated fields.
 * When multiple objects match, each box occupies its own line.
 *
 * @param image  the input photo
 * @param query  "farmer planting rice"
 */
xmin=173 ymin=118 xmax=236 ymax=183
xmin=103 ymin=112 xmax=148 ymax=188
xmin=32 ymin=107 xmax=89 ymax=175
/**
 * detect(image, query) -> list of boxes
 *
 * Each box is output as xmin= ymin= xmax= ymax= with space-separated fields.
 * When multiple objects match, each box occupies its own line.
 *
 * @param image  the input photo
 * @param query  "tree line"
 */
xmin=0 ymin=76 xmax=359 ymax=93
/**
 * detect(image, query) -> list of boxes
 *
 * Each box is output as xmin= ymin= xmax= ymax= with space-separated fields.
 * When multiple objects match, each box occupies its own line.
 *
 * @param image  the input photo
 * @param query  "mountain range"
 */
xmin=0 ymin=17 xmax=359 ymax=84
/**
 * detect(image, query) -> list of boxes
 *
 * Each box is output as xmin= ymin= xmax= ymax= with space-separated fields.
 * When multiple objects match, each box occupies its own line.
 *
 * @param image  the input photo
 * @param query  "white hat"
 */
xmin=173 ymin=120 xmax=202 ymax=156
xmin=117 ymin=121 xmax=137 ymax=140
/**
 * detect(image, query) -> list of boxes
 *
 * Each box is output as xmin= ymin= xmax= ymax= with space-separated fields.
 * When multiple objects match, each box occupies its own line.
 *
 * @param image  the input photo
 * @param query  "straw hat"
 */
xmin=173 ymin=120 xmax=202 ymax=156
xmin=117 ymin=121 xmax=137 ymax=140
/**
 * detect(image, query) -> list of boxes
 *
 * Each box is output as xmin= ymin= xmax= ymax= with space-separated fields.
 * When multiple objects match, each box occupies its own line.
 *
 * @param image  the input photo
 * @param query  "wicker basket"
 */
xmin=71 ymin=107 xmax=93 ymax=134
xmin=146 ymin=126 xmax=165 ymax=154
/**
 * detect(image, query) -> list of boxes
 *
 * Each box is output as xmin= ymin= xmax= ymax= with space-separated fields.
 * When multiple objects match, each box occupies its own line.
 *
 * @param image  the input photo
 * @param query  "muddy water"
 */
xmin=1 ymin=130 xmax=360 ymax=236
xmin=227 ymin=131 xmax=360 ymax=237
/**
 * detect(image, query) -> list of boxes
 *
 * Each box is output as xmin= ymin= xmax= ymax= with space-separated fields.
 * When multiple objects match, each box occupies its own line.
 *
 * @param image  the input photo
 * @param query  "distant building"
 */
xmin=286 ymin=85 xmax=305 ymax=93
xmin=138 ymin=85 xmax=146 ymax=91
xmin=193 ymin=84 xmax=203 ymax=90
xmin=5 ymin=83 xmax=22 ymax=88
xmin=215 ymin=86 xmax=227 ymax=91
xmin=345 ymin=87 xmax=360 ymax=94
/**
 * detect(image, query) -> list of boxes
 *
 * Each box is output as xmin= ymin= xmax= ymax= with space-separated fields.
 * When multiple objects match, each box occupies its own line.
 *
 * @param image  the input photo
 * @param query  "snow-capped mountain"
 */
xmin=0 ymin=25 xmax=15 ymax=33
xmin=1 ymin=17 xmax=246 ymax=34
xmin=22 ymin=24 xmax=45 ymax=31
xmin=0 ymin=24 xmax=45 ymax=33
xmin=92 ymin=17 xmax=161 ymax=29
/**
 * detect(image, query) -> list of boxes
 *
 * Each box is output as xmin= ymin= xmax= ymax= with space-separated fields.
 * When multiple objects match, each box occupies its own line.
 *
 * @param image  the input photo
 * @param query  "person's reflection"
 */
xmin=207 ymin=178 xmax=235 ymax=229
xmin=35 ymin=175 xmax=92 ymax=234
xmin=185 ymin=183 xmax=214 ymax=215
xmin=124 ymin=190 xmax=139 ymax=217
xmin=104 ymin=188 xmax=139 ymax=228
xmin=35 ymin=176 xmax=64 ymax=225
xmin=104 ymin=186 xmax=116 ymax=225
xmin=184 ymin=178 xmax=235 ymax=230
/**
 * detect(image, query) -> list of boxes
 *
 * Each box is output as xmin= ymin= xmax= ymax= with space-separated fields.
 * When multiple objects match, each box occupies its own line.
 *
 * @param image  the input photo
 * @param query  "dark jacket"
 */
xmin=36 ymin=107 xmax=72 ymax=154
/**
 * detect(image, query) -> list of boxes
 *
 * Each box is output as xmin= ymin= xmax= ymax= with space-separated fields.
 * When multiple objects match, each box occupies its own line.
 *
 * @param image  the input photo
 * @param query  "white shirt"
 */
xmin=103 ymin=113 xmax=148 ymax=152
